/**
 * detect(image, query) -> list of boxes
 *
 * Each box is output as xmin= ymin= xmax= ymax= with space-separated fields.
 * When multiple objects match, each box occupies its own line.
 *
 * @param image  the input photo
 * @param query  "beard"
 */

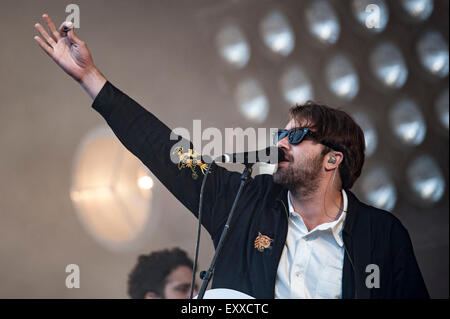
xmin=273 ymin=152 xmax=324 ymax=198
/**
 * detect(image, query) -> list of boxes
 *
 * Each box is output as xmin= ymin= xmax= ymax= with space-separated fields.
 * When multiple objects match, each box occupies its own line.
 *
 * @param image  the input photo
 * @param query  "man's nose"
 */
xmin=277 ymin=135 xmax=291 ymax=150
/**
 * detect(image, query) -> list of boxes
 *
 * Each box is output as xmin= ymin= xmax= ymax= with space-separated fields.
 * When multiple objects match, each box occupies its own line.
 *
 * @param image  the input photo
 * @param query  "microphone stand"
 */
xmin=196 ymin=164 xmax=253 ymax=299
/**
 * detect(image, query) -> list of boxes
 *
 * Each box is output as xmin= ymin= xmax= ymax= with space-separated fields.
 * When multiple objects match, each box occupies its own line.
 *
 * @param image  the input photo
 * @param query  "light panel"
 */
xmin=389 ymin=98 xmax=426 ymax=146
xmin=417 ymin=30 xmax=449 ymax=78
xmin=216 ymin=24 xmax=250 ymax=69
xmin=280 ymin=65 xmax=314 ymax=105
xmin=235 ymin=78 xmax=269 ymax=123
xmin=370 ymin=42 xmax=408 ymax=88
xmin=260 ymin=10 xmax=295 ymax=56
xmin=401 ymin=0 xmax=434 ymax=21
xmin=352 ymin=111 xmax=378 ymax=157
xmin=325 ymin=54 xmax=359 ymax=100
xmin=407 ymin=154 xmax=445 ymax=204
xmin=305 ymin=0 xmax=340 ymax=45
xmin=435 ymin=88 xmax=449 ymax=130
xmin=360 ymin=166 xmax=397 ymax=211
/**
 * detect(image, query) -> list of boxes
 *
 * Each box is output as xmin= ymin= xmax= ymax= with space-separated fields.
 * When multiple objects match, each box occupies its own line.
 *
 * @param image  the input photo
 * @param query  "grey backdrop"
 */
xmin=0 ymin=0 xmax=448 ymax=298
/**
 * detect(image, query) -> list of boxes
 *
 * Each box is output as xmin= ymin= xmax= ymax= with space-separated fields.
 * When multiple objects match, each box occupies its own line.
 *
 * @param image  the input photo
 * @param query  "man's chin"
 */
xmin=273 ymin=169 xmax=290 ymax=187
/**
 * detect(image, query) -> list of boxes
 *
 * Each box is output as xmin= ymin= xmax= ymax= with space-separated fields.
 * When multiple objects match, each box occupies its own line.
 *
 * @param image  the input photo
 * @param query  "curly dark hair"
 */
xmin=289 ymin=101 xmax=366 ymax=190
xmin=127 ymin=247 xmax=193 ymax=299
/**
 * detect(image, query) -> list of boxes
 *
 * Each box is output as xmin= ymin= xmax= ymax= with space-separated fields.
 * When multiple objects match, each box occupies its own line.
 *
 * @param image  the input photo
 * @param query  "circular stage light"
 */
xmin=325 ymin=54 xmax=359 ymax=100
xmin=138 ymin=175 xmax=154 ymax=190
xmin=216 ymin=24 xmax=250 ymax=69
xmin=70 ymin=126 xmax=156 ymax=251
xmin=406 ymin=154 xmax=445 ymax=204
xmin=435 ymin=88 xmax=449 ymax=130
xmin=235 ymin=78 xmax=269 ymax=123
xmin=351 ymin=0 xmax=389 ymax=33
xmin=280 ymin=65 xmax=314 ymax=105
xmin=389 ymin=98 xmax=426 ymax=146
xmin=360 ymin=166 xmax=397 ymax=211
xmin=370 ymin=42 xmax=408 ymax=88
xmin=417 ymin=30 xmax=449 ymax=78
xmin=401 ymin=0 xmax=434 ymax=21
xmin=352 ymin=111 xmax=378 ymax=157
xmin=305 ymin=0 xmax=340 ymax=45
xmin=260 ymin=10 xmax=295 ymax=56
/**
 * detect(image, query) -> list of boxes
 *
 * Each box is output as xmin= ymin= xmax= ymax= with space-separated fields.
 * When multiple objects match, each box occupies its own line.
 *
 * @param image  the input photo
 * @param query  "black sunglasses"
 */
xmin=273 ymin=127 xmax=316 ymax=145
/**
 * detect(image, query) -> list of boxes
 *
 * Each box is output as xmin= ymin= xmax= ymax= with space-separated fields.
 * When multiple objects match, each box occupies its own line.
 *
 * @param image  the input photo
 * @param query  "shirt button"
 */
xmin=295 ymin=271 xmax=301 ymax=277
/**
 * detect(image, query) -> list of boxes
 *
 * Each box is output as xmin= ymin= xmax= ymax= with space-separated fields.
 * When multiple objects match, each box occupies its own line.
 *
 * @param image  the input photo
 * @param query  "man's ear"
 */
xmin=144 ymin=291 xmax=162 ymax=299
xmin=325 ymin=151 xmax=343 ymax=171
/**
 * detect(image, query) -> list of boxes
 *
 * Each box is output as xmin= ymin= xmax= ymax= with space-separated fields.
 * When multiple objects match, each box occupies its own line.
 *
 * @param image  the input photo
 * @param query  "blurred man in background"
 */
xmin=128 ymin=247 xmax=198 ymax=299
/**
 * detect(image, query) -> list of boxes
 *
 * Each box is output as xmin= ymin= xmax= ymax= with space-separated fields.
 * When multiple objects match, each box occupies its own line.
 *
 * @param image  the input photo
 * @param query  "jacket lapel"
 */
xmin=343 ymin=191 xmax=371 ymax=299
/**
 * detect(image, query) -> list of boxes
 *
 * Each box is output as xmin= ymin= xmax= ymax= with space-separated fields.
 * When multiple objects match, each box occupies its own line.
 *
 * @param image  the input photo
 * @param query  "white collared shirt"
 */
xmin=274 ymin=190 xmax=348 ymax=299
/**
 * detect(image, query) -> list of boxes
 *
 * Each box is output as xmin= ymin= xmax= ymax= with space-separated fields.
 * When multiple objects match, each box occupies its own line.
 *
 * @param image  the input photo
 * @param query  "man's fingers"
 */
xmin=34 ymin=23 xmax=56 ymax=48
xmin=67 ymin=28 xmax=83 ymax=45
xmin=58 ymin=21 xmax=71 ymax=35
xmin=65 ymin=25 xmax=83 ymax=45
xmin=34 ymin=35 xmax=54 ymax=58
xmin=42 ymin=14 xmax=61 ymax=42
xmin=57 ymin=21 xmax=83 ymax=46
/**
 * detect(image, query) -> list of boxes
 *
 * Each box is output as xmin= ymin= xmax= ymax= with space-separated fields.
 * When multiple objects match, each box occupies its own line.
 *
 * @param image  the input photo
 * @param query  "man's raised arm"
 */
xmin=33 ymin=14 xmax=242 ymax=238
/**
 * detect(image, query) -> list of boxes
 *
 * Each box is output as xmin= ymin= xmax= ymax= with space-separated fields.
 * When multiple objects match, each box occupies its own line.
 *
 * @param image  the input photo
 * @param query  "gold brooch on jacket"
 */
xmin=173 ymin=147 xmax=209 ymax=180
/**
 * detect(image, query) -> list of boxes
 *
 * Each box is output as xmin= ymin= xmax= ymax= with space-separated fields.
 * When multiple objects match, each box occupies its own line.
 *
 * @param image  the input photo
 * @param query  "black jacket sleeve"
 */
xmin=91 ymin=81 xmax=242 ymax=236
xmin=391 ymin=219 xmax=430 ymax=298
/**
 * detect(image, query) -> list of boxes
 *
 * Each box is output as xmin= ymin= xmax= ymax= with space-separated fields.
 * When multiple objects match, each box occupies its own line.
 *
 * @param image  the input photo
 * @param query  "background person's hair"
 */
xmin=289 ymin=101 xmax=366 ymax=190
xmin=128 ymin=247 xmax=193 ymax=299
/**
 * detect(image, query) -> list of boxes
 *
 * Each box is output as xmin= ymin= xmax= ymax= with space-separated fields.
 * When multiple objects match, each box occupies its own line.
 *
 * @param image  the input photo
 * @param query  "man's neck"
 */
xmin=289 ymin=184 xmax=343 ymax=232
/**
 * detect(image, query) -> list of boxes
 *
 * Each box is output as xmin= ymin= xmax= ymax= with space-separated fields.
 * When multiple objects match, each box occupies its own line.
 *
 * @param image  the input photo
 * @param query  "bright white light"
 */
xmin=216 ymin=24 xmax=250 ymax=69
xmin=360 ymin=166 xmax=397 ymax=211
xmin=370 ymin=42 xmax=408 ymax=88
xmin=305 ymin=0 xmax=340 ymax=45
xmin=417 ymin=30 xmax=449 ymax=78
xmin=280 ymin=65 xmax=314 ymax=105
xmin=401 ymin=0 xmax=434 ymax=20
xmin=407 ymin=155 xmax=445 ymax=203
xmin=138 ymin=176 xmax=154 ymax=190
xmin=235 ymin=78 xmax=269 ymax=123
xmin=325 ymin=55 xmax=359 ymax=100
xmin=389 ymin=98 xmax=426 ymax=146
xmin=260 ymin=11 xmax=295 ymax=56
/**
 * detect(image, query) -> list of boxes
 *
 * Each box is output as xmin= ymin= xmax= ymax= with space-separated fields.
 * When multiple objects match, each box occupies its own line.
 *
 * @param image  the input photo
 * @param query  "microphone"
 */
xmin=215 ymin=146 xmax=285 ymax=165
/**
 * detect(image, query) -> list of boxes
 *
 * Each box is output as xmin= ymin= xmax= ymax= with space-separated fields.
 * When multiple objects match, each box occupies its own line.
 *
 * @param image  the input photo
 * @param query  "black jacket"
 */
xmin=92 ymin=81 xmax=429 ymax=299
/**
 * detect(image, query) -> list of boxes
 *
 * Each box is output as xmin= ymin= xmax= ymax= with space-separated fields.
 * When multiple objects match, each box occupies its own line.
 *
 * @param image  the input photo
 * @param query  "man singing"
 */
xmin=34 ymin=15 xmax=429 ymax=299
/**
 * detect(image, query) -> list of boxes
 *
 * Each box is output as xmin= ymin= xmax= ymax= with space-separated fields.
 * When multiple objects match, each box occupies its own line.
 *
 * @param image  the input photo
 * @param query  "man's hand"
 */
xmin=34 ymin=14 xmax=106 ymax=99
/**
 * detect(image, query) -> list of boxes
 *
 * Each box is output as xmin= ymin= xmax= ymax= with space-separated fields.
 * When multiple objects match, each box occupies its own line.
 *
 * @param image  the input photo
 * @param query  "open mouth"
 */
xmin=278 ymin=152 xmax=291 ymax=165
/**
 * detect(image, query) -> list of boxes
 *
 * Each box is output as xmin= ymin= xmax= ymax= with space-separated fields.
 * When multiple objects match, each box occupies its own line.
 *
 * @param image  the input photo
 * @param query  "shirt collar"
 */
xmin=287 ymin=189 xmax=348 ymax=247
